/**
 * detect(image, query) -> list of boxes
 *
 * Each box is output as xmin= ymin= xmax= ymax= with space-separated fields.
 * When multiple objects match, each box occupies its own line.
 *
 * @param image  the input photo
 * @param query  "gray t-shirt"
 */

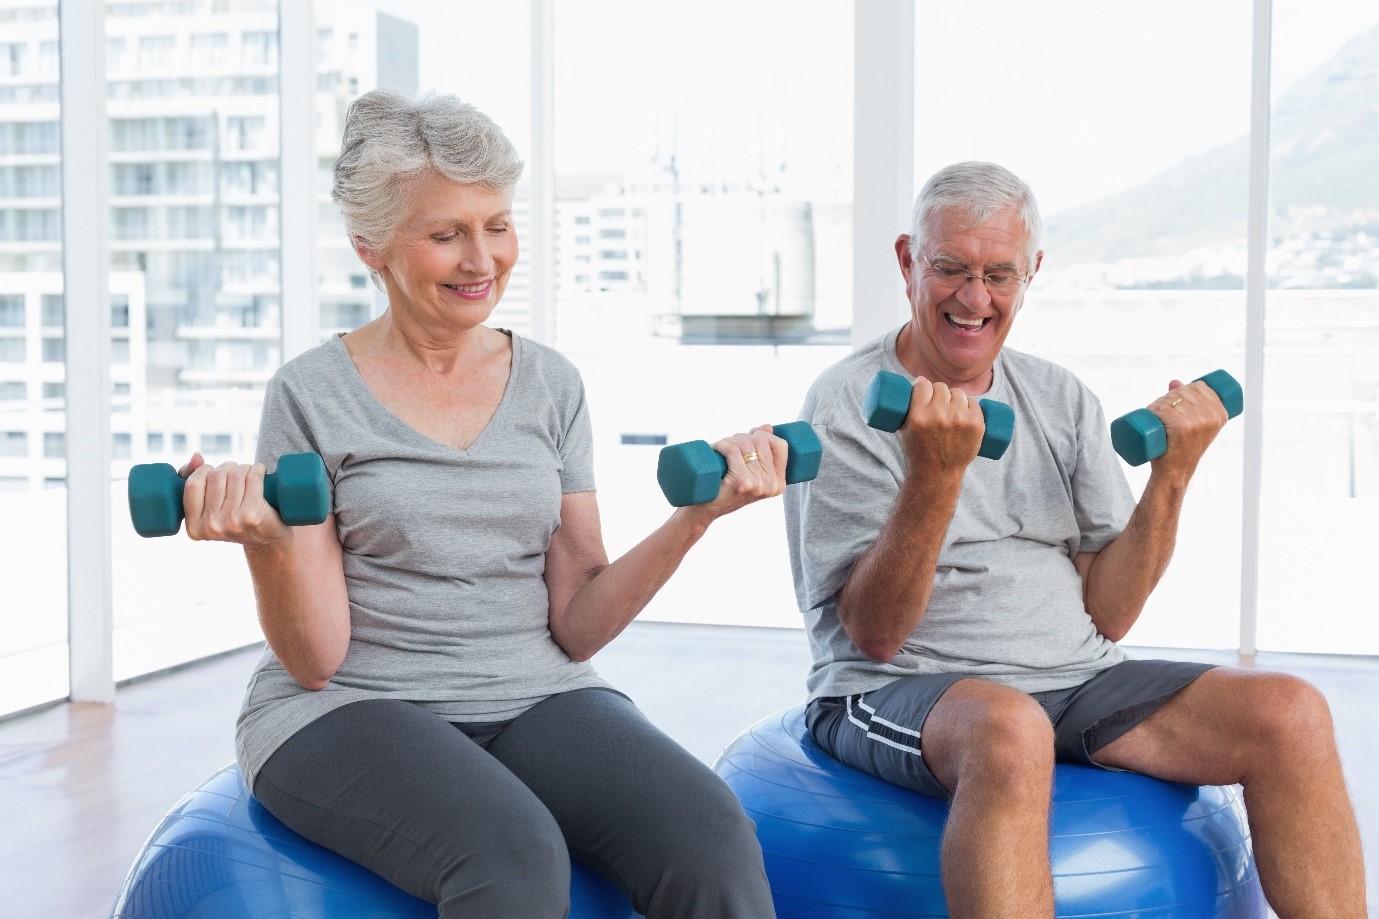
xmin=235 ymin=332 xmax=611 ymax=788
xmin=784 ymin=329 xmax=1135 ymax=700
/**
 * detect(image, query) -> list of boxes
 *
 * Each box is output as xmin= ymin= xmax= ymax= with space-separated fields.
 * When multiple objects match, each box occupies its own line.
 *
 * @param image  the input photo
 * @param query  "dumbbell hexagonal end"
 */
xmin=271 ymin=453 xmax=331 ymax=526
xmin=657 ymin=440 xmax=728 ymax=507
xmin=1196 ymin=369 xmax=1244 ymax=420
xmin=773 ymin=421 xmax=823 ymax=485
xmin=128 ymin=463 xmax=184 ymax=537
xmin=863 ymin=370 xmax=911 ymax=433
xmin=1110 ymin=408 xmax=1166 ymax=467
xmin=976 ymin=400 xmax=1015 ymax=460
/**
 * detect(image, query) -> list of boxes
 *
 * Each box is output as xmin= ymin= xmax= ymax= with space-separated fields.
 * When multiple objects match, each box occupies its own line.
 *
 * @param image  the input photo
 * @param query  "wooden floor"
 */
xmin=1 ymin=622 xmax=1375 ymax=917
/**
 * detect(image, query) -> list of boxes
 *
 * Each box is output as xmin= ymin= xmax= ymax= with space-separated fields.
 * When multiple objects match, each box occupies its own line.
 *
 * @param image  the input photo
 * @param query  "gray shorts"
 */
xmin=806 ymin=659 xmax=1216 ymax=800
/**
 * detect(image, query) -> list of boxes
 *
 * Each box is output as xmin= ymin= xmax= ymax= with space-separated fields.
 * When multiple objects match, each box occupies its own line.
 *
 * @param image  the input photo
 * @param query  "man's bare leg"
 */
xmin=1094 ymin=668 xmax=1365 ymax=919
xmin=922 ymin=679 xmax=1057 ymax=918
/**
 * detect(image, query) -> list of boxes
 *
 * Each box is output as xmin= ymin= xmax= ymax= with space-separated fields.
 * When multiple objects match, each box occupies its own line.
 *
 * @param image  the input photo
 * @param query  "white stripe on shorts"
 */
xmin=847 ymin=694 xmax=921 ymax=756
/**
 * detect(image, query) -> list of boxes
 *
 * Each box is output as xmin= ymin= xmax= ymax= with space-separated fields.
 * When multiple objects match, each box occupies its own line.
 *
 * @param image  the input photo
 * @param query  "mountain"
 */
xmin=1043 ymin=22 xmax=1379 ymax=287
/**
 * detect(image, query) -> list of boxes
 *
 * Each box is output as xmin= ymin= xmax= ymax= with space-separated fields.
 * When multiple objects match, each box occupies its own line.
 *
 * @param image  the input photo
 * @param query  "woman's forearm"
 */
xmin=245 ymin=524 xmax=351 ymax=689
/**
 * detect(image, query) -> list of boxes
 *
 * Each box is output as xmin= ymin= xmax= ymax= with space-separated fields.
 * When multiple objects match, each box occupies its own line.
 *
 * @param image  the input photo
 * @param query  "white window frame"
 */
xmin=44 ymin=0 xmax=1308 ymax=708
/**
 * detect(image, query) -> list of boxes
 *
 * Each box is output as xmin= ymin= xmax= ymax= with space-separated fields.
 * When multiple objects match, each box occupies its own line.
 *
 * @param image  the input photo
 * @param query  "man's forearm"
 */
xmin=1084 ymin=472 xmax=1190 ymax=641
xmin=837 ymin=472 xmax=963 ymax=661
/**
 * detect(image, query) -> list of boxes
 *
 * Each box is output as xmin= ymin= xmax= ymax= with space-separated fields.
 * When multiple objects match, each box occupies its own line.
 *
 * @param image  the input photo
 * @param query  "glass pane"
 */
xmin=315 ymin=1 xmax=531 ymax=341
xmin=0 ymin=0 xmax=67 ymax=715
xmin=1258 ymin=6 xmax=1379 ymax=654
xmin=917 ymin=1 xmax=1253 ymax=649
xmin=552 ymin=1 xmax=853 ymax=628
xmin=110 ymin=0 xmax=285 ymax=678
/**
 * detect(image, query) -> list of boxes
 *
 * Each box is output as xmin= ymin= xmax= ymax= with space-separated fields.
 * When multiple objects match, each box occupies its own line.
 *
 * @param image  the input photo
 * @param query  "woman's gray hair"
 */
xmin=908 ymin=162 xmax=1042 ymax=268
xmin=331 ymin=89 xmax=524 ymax=253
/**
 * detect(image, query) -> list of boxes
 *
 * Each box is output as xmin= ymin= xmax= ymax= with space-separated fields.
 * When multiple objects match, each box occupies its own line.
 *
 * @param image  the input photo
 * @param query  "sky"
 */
xmin=388 ymin=0 xmax=1379 ymax=216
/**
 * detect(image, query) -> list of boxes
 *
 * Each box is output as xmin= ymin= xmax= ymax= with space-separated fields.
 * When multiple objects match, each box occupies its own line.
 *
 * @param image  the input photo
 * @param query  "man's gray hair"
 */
xmin=331 ymin=89 xmax=524 ymax=253
xmin=908 ymin=162 xmax=1042 ymax=268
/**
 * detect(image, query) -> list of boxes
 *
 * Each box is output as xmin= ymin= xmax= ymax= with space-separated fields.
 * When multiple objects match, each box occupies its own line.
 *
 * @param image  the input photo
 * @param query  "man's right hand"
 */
xmin=897 ymin=377 xmax=987 ymax=476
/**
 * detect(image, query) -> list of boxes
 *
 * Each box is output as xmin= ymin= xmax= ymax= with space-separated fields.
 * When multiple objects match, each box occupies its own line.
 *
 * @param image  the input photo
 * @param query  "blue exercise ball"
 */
xmin=110 ymin=763 xmax=642 ymax=918
xmin=714 ymin=706 xmax=1267 ymax=918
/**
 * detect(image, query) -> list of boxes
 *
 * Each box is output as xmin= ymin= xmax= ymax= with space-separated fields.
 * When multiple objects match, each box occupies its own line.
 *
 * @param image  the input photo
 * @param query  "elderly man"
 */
xmin=783 ymin=161 xmax=1365 ymax=917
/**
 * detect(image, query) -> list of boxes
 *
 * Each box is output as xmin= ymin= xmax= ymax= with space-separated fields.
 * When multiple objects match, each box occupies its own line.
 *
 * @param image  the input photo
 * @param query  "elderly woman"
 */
xmin=175 ymin=89 xmax=781 ymax=917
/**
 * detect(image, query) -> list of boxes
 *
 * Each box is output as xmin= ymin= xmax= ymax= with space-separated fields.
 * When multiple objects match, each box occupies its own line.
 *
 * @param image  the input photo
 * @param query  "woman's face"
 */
xmin=360 ymin=170 xmax=518 ymax=333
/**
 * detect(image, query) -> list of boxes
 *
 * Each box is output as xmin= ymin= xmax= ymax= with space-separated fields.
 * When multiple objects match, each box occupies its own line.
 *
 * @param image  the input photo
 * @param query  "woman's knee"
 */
xmin=619 ymin=776 xmax=773 ymax=916
xmin=435 ymin=801 xmax=570 ymax=916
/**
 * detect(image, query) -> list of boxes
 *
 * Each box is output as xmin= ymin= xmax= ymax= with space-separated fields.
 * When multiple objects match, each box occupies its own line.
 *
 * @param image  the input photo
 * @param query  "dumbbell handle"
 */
xmin=863 ymin=370 xmax=1015 ymax=461
xmin=128 ymin=452 xmax=330 ymax=538
xmin=1109 ymin=369 xmax=1243 ymax=467
xmin=656 ymin=421 xmax=823 ymax=508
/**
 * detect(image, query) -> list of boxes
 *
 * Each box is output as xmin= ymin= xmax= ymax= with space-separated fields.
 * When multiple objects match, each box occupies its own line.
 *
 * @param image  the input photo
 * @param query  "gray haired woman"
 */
xmin=175 ymin=89 xmax=782 ymax=917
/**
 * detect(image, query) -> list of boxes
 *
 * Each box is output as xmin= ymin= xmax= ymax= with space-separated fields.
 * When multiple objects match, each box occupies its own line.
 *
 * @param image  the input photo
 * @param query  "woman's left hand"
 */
xmin=690 ymin=424 xmax=791 ymax=521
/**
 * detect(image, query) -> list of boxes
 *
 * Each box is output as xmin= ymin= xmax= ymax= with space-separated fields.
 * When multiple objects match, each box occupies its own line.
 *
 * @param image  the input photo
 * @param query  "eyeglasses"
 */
xmin=923 ymin=256 xmax=1029 ymax=296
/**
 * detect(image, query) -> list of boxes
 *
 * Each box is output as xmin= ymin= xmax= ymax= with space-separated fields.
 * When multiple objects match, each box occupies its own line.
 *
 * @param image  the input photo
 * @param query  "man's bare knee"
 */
xmin=931 ymin=686 xmax=1053 ymax=794
xmin=1242 ymin=674 xmax=1337 ymax=767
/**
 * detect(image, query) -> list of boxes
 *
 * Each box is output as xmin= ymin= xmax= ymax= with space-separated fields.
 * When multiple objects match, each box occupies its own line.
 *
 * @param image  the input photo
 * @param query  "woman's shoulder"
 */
xmin=270 ymin=334 xmax=350 ymax=389
xmin=510 ymin=331 xmax=585 ymax=388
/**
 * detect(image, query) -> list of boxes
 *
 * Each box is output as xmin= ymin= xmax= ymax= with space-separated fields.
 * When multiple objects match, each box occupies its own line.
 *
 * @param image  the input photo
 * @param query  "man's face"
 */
xmin=896 ymin=205 xmax=1041 ymax=386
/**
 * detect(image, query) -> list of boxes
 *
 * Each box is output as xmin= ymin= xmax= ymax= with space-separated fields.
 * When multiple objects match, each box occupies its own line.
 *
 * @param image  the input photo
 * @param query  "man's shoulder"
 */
xmin=804 ymin=333 xmax=893 ymax=426
xmin=1000 ymin=347 xmax=1095 ymax=398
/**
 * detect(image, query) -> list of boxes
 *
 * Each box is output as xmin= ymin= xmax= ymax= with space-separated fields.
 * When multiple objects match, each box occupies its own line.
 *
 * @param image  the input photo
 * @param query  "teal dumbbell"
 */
xmin=863 ymin=370 xmax=1015 ymax=460
xmin=128 ymin=452 xmax=331 ymax=538
xmin=656 ymin=421 xmax=823 ymax=507
xmin=1109 ymin=369 xmax=1244 ymax=467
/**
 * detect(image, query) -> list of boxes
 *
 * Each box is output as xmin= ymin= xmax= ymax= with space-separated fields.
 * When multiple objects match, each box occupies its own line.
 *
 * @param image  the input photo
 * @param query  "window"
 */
xmin=0 ymin=295 xmax=23 ymax=327
xmin=107 ymin=0 xmax=286 ymax=683
xmin=43 ymin=431 xmax=63 ymax=458
xmin=190 ymin=32 xmax=228 ymax=67
xmin=1257 ymin=2 xmax=1379 ymax=654
xmin=0 ymin=431 xmax=28 ymax=457
xmin=242 ymin=30 xmax=277 ymax=67
xmin=922 ymin=1 xmax=1252 ymax=649
xmin=200 ymin=433 xmax=232 ymax=455
xmin=551 ymin=0 xmax=853 ymax=627
xmin=41 ymin=294 xmax=62 ymax=326
xmin=138 ymin=35 xmax=177 ymax=70
xmin=0 ymin=339 xmax=25 ymax=362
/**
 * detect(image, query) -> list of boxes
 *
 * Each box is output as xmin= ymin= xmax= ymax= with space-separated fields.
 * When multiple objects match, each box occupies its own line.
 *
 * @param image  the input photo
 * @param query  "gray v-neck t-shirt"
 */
xmin=784 ymin=329 xmax=1135 ymax=701
xmin=235 ymin=332 xmax=609 ymax=788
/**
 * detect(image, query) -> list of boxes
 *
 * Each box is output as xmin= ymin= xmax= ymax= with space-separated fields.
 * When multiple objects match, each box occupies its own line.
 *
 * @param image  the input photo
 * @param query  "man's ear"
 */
xmin=895 ymin=234 xmax=915 ymax=279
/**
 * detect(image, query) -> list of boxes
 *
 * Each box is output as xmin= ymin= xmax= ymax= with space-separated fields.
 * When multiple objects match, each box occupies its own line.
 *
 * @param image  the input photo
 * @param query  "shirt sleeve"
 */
xmin=1071 ymin=390 xmax=1135 ymax=554
xmin=254 ymin=372 xmax=325 ymax=472
xmin=557 ymin=369 xmax=596 ymax=495
xmin=788 ymin=405 xmax=904 ymax=613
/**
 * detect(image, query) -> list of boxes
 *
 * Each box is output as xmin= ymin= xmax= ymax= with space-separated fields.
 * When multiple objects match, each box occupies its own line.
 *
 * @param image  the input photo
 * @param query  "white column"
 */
xmin=279 ymin=1 xmax=318 ymax=360
xmin=1239 ymin=0 xmax=1273 ymax=657
xmin=851 ymin=0 xmax=915 ymax=349
xmin=60 ymin=2 xmax=113 ymax=703
xmin=528 ymin=0 xmax=556 ymax=345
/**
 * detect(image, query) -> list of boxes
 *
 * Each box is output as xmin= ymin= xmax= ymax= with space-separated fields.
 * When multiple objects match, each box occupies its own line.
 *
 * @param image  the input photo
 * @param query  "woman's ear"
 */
xmin=352 ymin=235 xmax=385 ymax=271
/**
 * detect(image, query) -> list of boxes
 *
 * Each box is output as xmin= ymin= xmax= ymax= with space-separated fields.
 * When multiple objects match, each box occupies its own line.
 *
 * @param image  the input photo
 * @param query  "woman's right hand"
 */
xmin=178 ymin=452 xmax=292 ymax=546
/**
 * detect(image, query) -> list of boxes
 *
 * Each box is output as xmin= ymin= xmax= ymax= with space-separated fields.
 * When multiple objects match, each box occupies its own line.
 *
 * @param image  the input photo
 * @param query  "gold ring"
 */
xmin=742 ymin=452 xmax=760 ymax=464
xmin=1169 ymin=397 xmax=1184 ymax=408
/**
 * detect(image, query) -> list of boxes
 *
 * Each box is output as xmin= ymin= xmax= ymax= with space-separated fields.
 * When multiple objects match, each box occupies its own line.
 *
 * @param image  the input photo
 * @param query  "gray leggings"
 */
xmin=253 ymin=688 xmax=775 ymax=919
